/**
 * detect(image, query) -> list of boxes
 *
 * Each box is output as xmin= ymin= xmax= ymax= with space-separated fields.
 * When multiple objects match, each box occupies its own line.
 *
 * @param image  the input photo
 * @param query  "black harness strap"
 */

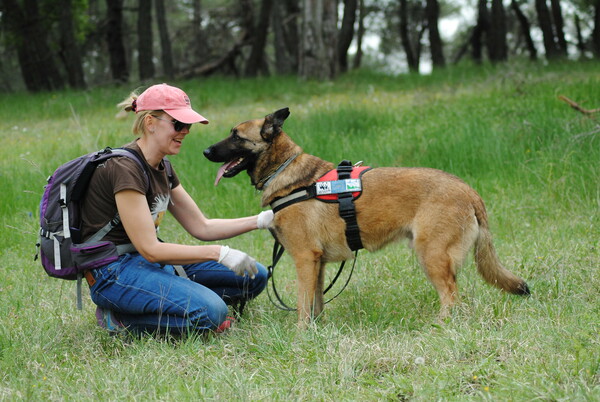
xmin=336 ymin=161 xmax=364 ymax=251
xmin=266 ymin=241 xmax=294 ymax=311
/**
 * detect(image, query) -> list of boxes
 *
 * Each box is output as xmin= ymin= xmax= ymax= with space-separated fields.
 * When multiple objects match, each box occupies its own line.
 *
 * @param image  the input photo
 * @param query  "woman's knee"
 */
xmin=199 ymin=295 xmax=229 ymax=329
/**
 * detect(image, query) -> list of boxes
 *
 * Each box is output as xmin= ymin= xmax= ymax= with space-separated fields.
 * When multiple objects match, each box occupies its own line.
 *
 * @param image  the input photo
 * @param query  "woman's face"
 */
xmin=148 ymin=113 xmax=192 ymax=155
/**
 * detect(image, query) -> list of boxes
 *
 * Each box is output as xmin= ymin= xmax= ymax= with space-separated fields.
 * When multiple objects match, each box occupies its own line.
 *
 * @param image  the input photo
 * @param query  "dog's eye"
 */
xmin=232 ymin=130 xmax=244 ymax=142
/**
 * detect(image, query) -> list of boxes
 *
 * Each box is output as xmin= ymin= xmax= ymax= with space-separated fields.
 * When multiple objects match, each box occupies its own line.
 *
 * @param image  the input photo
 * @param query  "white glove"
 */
xmin=256 ymin=210 xmax=274 ymax=229
xmin=218 ymin=246 xmax=258 ymax=279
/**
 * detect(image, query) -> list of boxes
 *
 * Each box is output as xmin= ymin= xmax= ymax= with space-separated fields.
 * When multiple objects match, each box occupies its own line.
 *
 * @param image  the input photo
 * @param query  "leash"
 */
xmin=266 ymin=240 xmax=359 ymax=311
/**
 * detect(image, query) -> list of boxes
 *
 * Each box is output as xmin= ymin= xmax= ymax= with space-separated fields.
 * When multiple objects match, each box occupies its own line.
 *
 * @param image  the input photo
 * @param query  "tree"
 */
xmin=550 ymin=0 xmax=568 ymax=56
xmin=1 ymin=0 xmax=65 ymax=91
xmin=399 ymin=0 xmax=424 ymax=73
xmin=574 ymin=14 xmax=585 ymax=57
xmin=425 ymin=0 xmax=445 ymax=69
xmin=272 ymin=0 xmax=300 ymax=74
xmin=511 ymin=0 xmax=538 ymax=60
xmin=535 ymin=0 xmax=561 ymax=59
xmin=338 ymin=0 xmax=358 ymax=73
xmin=58 ymin=0 xmax=87 ymax=89
xmin=594 ymin=0 xmax=600 ymax=57
xmin=138 ymin=0 xmax=155 ymax=80
xmin=352 ymin=0 xmax=365 ymax=69
xmin=472 ymin=0 xmax=490 ymax=63
xmin=488 ymin=0 xmax=508 ymax=62
xmin=299 ymin=0 xmax=338 ymax=80
xmin=245 ymin=0 xmax=274 ymax=77
xmin=191 ymin=0 xmax=206 ymax=65
xmin=105 ymin=0 xmax=129 ymax=83
xmin=399 ymin=0 xmax=416 ymax=72
xmin=155 ymin=0 xmax=174 ymax=78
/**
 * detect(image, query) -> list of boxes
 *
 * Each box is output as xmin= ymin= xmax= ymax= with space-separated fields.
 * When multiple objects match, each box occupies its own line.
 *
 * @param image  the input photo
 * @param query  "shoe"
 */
xmin=215 ymin=316 xmax=236 ymax=333
xmin=95 ymin=306 xmax=126 ymax=334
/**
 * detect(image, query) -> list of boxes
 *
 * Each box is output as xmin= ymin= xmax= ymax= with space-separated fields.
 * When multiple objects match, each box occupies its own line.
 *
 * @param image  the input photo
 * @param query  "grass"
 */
xmin=1 ymin=61 xmax=599 ymax=400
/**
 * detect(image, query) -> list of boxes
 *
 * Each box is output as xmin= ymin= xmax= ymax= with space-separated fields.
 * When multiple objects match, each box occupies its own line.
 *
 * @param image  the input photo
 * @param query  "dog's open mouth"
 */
xmin=214 ymin=157 xmax=245 ymax=186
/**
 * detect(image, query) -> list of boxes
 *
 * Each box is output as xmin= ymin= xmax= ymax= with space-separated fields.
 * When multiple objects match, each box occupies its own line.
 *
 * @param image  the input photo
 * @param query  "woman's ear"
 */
xmin=145 ymin=114 xmax=155 ymax=133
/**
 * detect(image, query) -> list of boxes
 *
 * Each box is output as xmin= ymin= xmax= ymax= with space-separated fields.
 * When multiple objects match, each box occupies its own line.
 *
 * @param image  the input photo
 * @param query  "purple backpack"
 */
xmin=37 ymin=147 xmax=171 ymax=308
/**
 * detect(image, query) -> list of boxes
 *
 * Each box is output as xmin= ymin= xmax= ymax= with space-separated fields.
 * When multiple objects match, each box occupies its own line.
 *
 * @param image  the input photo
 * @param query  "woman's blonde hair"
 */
xmin=116 ymin=91 xmax=160 ymax=135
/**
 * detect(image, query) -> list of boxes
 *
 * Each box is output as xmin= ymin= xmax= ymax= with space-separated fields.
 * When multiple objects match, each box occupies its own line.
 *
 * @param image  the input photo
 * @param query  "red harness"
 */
xmin=315 ymin=166 xmax=371 ymax=201
xmin=270 ymin=161 xmax=371 ymax=251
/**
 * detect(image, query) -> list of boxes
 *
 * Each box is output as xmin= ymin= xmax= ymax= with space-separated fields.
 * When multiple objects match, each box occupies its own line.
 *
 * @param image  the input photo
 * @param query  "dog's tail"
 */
xmin=473 ymin=201 xmax=530 ymax=296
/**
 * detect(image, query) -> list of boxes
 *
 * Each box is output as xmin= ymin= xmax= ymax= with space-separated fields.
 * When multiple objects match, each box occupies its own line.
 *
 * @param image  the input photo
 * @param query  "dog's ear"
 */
xmin=261 ymin=107 xmax=290 ymax=141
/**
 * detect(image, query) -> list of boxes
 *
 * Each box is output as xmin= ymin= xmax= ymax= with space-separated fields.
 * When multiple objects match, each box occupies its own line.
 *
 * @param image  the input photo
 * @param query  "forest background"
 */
xmin=1 ymin=0 xmax=600 ymax=91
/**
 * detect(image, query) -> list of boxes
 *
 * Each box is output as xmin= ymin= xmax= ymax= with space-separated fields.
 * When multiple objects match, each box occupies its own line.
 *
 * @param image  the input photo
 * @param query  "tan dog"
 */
xmin=204 ymin=108 xmax=530 ymax=327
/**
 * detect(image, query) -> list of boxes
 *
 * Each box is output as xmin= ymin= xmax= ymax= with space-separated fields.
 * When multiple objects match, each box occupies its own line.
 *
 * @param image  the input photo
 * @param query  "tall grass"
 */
xmin=0 ymin=61 xmax=598 ymax=400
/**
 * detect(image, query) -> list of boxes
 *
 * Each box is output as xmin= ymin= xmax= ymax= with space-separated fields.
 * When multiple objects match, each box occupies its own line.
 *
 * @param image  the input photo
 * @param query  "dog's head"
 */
xmin=203 ymin=107 xmax=291 ymax=186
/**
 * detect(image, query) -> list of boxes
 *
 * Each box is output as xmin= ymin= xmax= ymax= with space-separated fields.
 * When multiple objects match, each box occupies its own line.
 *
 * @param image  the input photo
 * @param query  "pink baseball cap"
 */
xmin=135 ymin=83 xmax=209 ymax=124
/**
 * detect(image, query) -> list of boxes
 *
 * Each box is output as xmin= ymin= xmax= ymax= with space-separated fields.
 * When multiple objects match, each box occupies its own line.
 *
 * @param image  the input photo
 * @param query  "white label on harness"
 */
xmin=316 ymin=179 xmax=362 ymax=195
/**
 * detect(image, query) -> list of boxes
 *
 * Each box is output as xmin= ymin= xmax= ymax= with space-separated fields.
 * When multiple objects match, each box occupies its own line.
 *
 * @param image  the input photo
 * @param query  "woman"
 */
xmin=81 ymin=83 xmax=272 ymax=334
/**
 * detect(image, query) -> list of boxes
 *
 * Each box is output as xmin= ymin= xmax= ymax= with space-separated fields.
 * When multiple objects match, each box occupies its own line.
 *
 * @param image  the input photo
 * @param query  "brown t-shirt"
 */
xmin=80 ymin=141 xmax=180 ymax=245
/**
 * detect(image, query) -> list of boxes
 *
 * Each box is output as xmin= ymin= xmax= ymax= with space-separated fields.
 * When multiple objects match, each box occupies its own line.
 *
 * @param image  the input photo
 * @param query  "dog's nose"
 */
xmin=203 ymin=147 xmax=213 ymax=159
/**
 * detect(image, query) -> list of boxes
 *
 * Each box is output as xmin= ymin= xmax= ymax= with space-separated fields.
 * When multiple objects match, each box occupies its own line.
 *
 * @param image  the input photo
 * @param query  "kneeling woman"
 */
xmin=81 ymin=84 xmax=272 ymax=334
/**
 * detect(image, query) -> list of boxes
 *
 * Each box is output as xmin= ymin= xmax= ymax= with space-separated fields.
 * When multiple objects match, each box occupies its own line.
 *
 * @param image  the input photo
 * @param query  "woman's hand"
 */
xmin=256 ymin=210 xmax=274 ymax=229
xmin=218 ymin=246 xmax=258 ymax=278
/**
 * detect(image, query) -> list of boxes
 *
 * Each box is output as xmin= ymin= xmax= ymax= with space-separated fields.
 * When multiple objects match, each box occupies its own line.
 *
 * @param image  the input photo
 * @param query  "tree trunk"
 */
xmin=155 ymin=0 xmax=174 ymax=78
xmin=593 ymin=0 xmax=600 ymax=58
xmin=58 ymin=0 xmax=87 ymax=89
xmin=105 ymin=0 xmax=129 ymax=83
xmin=192 ymin=0 xmax=206 ymax=64
xmin=352 ymin=0 xmax=365 ymax=69
xmin=574 ymin=14 xmax=585 ymax=58
xmin=272 ymin=3 xmax=288 ymax=74
xmin=338 ymin=0 xmax=357 ymax=73
xmin=550 ymin=0 xmax=568 ymax=56
xmin=425 ymin=0 xmax=445 ymax=69
xmin=239 ymin=0 xmax=255 ymax=41
xmin=472 ymin=0 xmax=489 ymax=64
xmin=138 ymin=0 xmax=155 ymax=80
xmin=245 ymin=0 xmax=274 ymax=77
xmin=511 ymin=0 xmax=537 ymax=61
xmin=535 ymin=0 xmax=560 ymax=59
xmin=272 ymin=1 xmax=295 ymax=74
xmin=399 ymin=0 xmax=419 ymax=73
xmin=488 ymin=0 xmax=508 ymax=62
xmin=2 ymin=0 xmax=65 ymax=91
xmin=299 ymin=0 xmax=338 ymax=80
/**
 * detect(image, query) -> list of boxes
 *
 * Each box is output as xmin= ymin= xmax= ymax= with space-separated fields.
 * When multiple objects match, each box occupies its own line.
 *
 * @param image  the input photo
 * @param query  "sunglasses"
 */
xmin=153 ymin=115 xmax=192 ymax=132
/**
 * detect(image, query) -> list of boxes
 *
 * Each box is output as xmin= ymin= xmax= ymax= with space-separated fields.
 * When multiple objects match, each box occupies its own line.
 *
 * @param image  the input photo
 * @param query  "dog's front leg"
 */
xmin=293 ymin=249 xmax=324 ymax=328
xmin=313 ymin=261 xmax=327 ymax=318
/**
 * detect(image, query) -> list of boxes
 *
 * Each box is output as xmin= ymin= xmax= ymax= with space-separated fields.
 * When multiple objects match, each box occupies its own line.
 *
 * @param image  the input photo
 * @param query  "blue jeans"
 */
xmin=88 ymin=253 xmax=268 ymax=334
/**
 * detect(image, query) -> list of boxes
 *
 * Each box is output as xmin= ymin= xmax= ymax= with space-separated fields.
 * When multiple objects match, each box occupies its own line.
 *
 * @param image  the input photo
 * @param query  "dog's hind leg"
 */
xmin=417 ymin=246 xmax=459 ymax=320
xmin=413 ymin=211 xmax=479 ymax=320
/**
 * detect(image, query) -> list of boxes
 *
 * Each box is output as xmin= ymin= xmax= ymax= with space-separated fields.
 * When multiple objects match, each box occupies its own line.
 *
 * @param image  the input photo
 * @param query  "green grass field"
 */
xmin=1 ymin=61 xmax=598 ymax=400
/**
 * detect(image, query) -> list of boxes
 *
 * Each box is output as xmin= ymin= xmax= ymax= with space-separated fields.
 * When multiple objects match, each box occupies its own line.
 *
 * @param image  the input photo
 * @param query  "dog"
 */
xmin=204 ymin=108 xmax=530 ymax=327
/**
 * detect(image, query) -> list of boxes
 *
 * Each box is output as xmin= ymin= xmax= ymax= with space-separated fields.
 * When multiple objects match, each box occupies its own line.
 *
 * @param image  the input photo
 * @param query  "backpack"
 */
xmin=36 ymin=147 xmax=172 ymax=308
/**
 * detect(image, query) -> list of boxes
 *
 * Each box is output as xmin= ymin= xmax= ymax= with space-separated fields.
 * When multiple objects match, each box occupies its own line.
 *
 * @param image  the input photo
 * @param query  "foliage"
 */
xmin=1 ymin=0 xmax=600 ymax=92
xmin=0 ymin=62 xmax=599 ymax=399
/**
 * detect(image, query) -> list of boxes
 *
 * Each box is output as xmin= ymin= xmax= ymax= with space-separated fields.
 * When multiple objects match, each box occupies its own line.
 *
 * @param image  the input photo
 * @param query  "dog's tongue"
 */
xmin=214 ymin=160 xmax=236 ymax=186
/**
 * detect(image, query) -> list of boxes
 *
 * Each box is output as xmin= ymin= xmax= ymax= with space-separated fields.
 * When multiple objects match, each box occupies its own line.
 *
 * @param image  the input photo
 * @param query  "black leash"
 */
xmin=266 ymin=240 xmax=358 ymax=311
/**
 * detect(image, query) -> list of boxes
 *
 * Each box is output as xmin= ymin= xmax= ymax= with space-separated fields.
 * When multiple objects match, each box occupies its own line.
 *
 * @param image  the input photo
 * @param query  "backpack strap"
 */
xmin=83 ymin=147 xmax=174 ymax=245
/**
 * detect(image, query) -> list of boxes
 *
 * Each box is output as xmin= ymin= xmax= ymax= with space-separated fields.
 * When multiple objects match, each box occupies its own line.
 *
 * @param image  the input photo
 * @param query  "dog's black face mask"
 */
xmin=203 ymin=129 xmax=258 ymax=186
xmin=203 ymin=108 xmax=290 ymax=186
